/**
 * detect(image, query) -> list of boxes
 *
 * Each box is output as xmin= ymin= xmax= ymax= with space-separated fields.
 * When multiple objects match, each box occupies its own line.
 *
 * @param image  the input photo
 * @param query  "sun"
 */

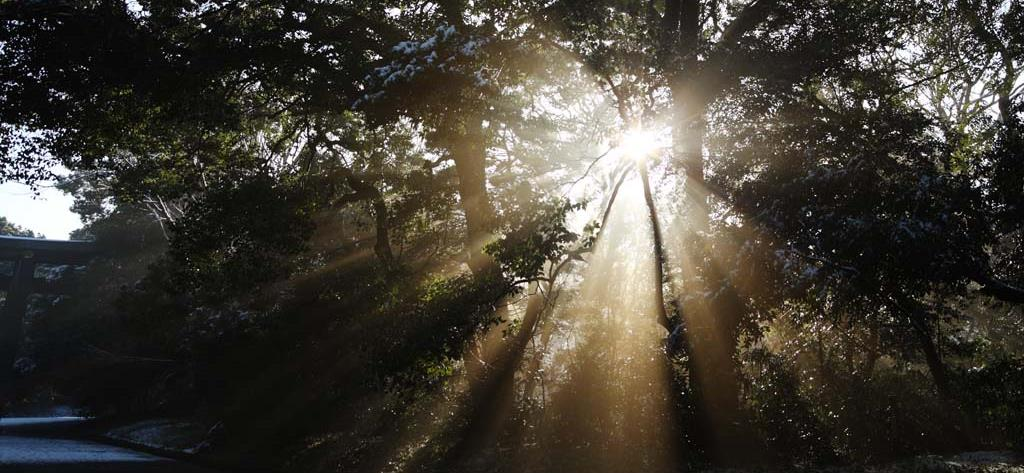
xmin=617 ymin=128 xmax=662 ymax=162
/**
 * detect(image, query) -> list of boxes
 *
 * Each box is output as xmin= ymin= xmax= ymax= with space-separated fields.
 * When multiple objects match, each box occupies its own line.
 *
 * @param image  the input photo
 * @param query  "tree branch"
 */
xmin=713 ymin=0 xmax=780 ymax=53
xmin=974 ymin=274 xmax=1024 ymax=303
xmin=335 ymin=167 xmax=396 ymax=271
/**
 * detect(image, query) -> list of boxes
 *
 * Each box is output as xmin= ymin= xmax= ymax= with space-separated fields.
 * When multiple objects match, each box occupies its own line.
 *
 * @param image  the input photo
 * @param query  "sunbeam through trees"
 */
xmin=1 ymin=1 xmax=1024 ymax=472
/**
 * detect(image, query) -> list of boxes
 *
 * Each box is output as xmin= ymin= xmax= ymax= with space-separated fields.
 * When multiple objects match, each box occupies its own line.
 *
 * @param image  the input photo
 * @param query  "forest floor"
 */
xmin=5 ymin=412 xmax=1020 ymax=473
xmin=866 ymin=451 xmax=1023 ymax=473
xmin=706 ymin=451 xmax=1024 ymax=473
xmin=83 ymin=418 xmax=1024 ymax=473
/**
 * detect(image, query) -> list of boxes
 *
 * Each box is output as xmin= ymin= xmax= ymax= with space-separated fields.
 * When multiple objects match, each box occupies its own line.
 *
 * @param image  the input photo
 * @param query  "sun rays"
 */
xmin=333 ymin=39 xmax=774 ymax=467
xmin=496 ymin=171 xmax=683 ymax=472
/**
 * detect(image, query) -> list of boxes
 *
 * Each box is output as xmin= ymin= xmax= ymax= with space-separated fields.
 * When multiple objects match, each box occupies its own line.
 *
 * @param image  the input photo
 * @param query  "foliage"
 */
xmin=168 ymin=174 xmax=314 ymax=302
xmin=486 ymin=199 xmax=584 ymax=281
xmin=0 ymin=215 xmax=38 ymax=238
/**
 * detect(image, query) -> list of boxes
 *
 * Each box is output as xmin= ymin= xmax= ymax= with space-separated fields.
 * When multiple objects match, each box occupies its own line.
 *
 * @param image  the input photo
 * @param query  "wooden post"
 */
xmin=1 ymin=253 xmax=35 ymax=383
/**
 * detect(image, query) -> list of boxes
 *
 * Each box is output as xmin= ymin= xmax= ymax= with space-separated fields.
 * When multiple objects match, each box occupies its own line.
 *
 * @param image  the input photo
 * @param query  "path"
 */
xmin=0 ymin=417 xmax=217 ymax=472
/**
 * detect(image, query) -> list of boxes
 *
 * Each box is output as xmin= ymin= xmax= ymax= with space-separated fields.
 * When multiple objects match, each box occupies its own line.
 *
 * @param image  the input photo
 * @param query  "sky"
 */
xmin=0 ymin=180 xmax=81 ymax=240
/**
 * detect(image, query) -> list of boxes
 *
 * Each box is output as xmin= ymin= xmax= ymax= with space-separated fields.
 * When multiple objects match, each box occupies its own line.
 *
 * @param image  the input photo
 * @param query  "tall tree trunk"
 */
xmin=663 ymin=0 xmax=782 ymax=462
xmin=670 ymin=46 xmax=748 ymax=471
xmin=639 ymin=160 xmax=672 ymax=332
xmin=686 ymin=263 xmax=747 ymax=462
xmin=909 ymin=314 xmax=953 ymax=401
xmin=451 ymin=119 xmax=496 ymax=275
xmin=437 ymin=0 xmax=496 ymax=275
xmin=668 ymin=0 xmax=763 ymax=459
xmin=902 ymin=303 xmax=978 ymax=449
xmin=640 ymin=158 xmax=703 ymax=464
xmin=448 ymin=116 xmax=505 ymax=457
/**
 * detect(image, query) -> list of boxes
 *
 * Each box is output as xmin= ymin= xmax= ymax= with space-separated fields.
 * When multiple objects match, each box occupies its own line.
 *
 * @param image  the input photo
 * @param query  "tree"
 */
xmin=0 ymin=216 xmax=38 ymax=238
xmin=537 ymin=0 xmax=922 ymax=458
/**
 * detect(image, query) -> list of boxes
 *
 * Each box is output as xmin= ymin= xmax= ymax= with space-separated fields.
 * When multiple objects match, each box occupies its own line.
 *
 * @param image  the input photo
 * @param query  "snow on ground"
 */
xmin=0 ymin=416 xmax=90 ymax=436
xmin=892 ymin=451 xmax=1024 ymax=473
xmin=950 ymin=452 xmax=1024 ymax=464
xmin=703 ymin=451 xmax=1024 ymax=473
xmin=0 ymin=436 xmax=165 ymax=464
xmin=0 ymin=417 xmax=87 ymax=428
xmin=105 ymin=418 xmax=210 ymax=454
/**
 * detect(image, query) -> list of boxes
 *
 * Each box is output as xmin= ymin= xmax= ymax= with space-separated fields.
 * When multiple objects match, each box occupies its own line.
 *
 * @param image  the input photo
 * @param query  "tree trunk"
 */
xmin=663 ymin=0 xmax=789 ymax=462
xmin=903 ymin=304 xmax=979 ymax=448
xmin=448 ymin=117 xmax=501 ymax=409
xmin=639 ymin=160 xmax=672 ymax=332
xmin=671 ymin=69 xmax=748 ymax=468
xmin=440 ymin=281 xmax=546 ymax=468
xmin=861 ymin=323 xmax=881 ymax=379
xmin=437 ymin=0 xmax=496 ymax=276
xmin=339 ymin=169 xmax=395 ymax=271
xmin=370 ymin=195 xmax=395 ymax=271
xmin=451 ymin=117 xmax=496 ymax=275
xmin=640 ymin=158 xmax=704 ymax=465
xmin=909 ymin=315 xmax=953 ymax=401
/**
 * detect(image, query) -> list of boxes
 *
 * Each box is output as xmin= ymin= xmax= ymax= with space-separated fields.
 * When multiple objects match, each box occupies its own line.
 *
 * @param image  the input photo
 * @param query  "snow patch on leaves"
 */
xmin=354 ymin=24 xmax=492 ymax=108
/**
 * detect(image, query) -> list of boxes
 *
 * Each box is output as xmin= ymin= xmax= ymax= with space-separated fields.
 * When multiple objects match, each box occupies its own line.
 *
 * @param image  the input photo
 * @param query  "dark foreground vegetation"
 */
xmin=1 ymin=1 xmax=1023 ymax=472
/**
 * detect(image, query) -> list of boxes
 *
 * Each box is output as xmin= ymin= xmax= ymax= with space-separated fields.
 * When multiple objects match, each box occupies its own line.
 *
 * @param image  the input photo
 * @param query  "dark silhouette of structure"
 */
xmin=0 ymin=235 xmax=96 ymax=382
